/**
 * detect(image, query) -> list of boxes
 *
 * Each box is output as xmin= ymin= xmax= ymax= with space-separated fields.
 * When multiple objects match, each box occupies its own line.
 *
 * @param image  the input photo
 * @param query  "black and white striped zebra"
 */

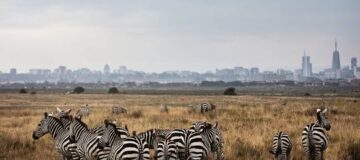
xmin=53 ymin=107 xmax=73 ymax=130
xmin=69 ymin=113 xmax=110 ymax=160
xmin=98 ymin=120 xmax=129 ymax=148
xmin=78 ymin=104 xmax=90 ymax=117
xmin=189 ymin=121 xmax=224 ymax=160
xmin=155 ymin=135 xmax=178 ymax=160
xmin=302 ymin=108 xmax=331 ymax=160
xmin=136 ymin=129 xmax=172 ymax=149
xmin=185 ymin=130 xmax=210 ymax=160
xmin=112 ymin=106 xmax=127 ymax=114
xmin=188 ymin=103 xmax=216 ymax=113
xmin=32 ymin=112 xmax=78 ymax=160
xmin=269 ymin=131 xmax=292 ymax=160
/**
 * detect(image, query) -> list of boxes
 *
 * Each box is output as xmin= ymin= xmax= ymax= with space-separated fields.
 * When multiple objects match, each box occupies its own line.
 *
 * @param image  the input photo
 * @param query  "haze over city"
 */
xmin=1 ymin=0 xmax=359 ymax=73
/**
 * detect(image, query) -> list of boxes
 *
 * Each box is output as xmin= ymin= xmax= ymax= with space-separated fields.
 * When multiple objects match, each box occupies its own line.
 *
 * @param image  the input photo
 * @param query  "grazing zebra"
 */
xmin=69 ymin=113 xmax=110 ymax=160
xmin=160 ymin=104 xmax=169 ymax=113
xmin=189 ymin=121 xmax=224 ymax=160
xmin=78 ymin=104 xmax=90 ymax=117
xmin=269 ymin=131 xmax=292 ymax=160
xmin=155 ymin=135 xmax=178 ymax=160
xmin=188 ymin=103 xmax=216 ymax=113
xmin=32 ymin=112 xmax=78 ymax=160
xmin=112 ymin=106 xmax=127 ymax=114
xmin=302 ymin=108 xmax=331 ymax=160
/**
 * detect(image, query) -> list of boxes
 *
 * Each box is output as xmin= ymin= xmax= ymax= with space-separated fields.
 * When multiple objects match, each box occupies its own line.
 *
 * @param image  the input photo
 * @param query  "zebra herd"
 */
xmin=32 ymin=107 xmax=224 ymax=160
xmin=269 ymin=108 xmax=331 ymax=160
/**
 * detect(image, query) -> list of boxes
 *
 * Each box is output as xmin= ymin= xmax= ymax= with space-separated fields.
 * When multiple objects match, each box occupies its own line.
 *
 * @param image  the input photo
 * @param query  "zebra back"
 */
xmin=109 ymin=136 xmax=150 ymax=160
xmin=270 ymin=131 xmax=292 ymax=160
xmin=155 ymin=135 xmax=178 ymax=160
xmin=186 ymin=130 xmax=210 ymax=160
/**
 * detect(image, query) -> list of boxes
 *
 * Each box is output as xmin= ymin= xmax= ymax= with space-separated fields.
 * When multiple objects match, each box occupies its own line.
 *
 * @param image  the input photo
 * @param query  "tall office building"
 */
xmin=103 ymin=64 xmax=110 ymax=74
xmin=351 ymin=57 xmax=357 ymax=77
xmin=302 ymin=52 xmax=312 ymax=77
xmin=332 ymin=40 xmax=341 ymax=70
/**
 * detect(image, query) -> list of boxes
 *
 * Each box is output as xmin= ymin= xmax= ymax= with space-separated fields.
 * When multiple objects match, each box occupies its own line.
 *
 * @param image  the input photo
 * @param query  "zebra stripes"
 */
xmin=69 ymin=115 xmax=109 ymax=160
xmin=32 ymin=112 xmax=78 ymax=160
xmin=189 ymin=121 xmax=224 ymax=160
xmin=269 ymin=131 xmax=292 ymax=160
xmin=112 ymin=106 xmax=127 ymax=114
xmin=185 ymin=130 xmax=210 ymax=160
xmin=188 ymin=103 xmax=216 ymax=113
xmin=108 ymin=135 xmax=151 ymax=160
xmin=155 ymin=136 xmax=178 ymax=160
xmin=301 ymin=108 xmax=331 ymax=160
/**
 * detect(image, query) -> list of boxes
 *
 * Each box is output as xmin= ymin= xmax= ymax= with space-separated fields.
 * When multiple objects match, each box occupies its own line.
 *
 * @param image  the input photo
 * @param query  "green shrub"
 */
xmin=73 ymin=86 xmax=85 ymax=94
xmin=108 ymin=87 xmax=120 ymax=94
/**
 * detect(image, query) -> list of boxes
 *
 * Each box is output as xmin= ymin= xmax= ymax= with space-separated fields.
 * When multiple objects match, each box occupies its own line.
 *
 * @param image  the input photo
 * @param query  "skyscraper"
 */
xmin=332 ymin=40 xmax=341 ymax=70
xmin=103 ymin=64 xmax=111 ymax=74
xmin=351 ymin=57 xmax=357 ymax=77
xmin=302 ymin=52 xmax=312 ymax=77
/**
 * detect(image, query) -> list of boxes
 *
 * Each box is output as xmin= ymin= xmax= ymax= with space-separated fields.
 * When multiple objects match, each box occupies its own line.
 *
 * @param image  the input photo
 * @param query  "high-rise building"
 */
xmin=10 ymin=68 xmax=17 ymax=75
xmin=332 ymin=40 xmax=341 ymax=70
xmin=351 ymin=57 xmax=357 ymax=77
xmin=302 ymin=52 xmax=312 ymax=77
xmin=103 ymin=64 xmax=110 ymax=74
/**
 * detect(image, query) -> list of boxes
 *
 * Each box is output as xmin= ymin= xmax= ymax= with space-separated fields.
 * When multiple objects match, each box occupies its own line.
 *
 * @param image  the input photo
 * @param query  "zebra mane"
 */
xmin=74 ymin=117 xmax=89 ymax=130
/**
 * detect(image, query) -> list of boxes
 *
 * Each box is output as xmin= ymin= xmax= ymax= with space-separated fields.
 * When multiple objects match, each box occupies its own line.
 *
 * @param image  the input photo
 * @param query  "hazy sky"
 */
xmin=0 ymin=0 xmax=359 ymax=73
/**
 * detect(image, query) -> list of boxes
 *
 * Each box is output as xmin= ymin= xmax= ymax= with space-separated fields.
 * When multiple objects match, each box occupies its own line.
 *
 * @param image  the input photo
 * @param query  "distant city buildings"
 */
xmin=0 ymin=40 xmax=359 ymax=84
xmin=302 ymin=52 xmax=312 ymax=77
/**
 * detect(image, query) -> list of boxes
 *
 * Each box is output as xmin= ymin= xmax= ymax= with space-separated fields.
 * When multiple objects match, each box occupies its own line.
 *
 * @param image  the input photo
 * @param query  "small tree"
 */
xmin=108 ymin=87 xmax=120 ymax=94
xmin=19 ymin=88 xmax=27 ymax=94
xmin=73 ymin=86 xmax=85 ymax=94
xmin=224 ymin=87 xmax=237 ymax=95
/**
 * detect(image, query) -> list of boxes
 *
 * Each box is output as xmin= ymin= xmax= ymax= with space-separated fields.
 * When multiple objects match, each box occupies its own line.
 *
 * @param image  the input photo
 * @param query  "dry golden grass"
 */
xmin=0 ymin=94 xmax=359 ymax=160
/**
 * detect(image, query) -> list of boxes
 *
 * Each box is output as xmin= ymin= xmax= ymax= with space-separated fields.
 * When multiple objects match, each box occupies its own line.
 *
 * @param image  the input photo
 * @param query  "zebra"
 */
xmin=302 ymin=108 xmax=331 ymax=160
xmin=53 ymin=107 xmax=73 ymax=130
xmin=189 ymin=121 xmax=224 ymax=160
xmin=188 ymin=103 xmax=216 ymax=113
xmin=105 ymin=130 xmax=151 ymax=160
xmin=269 ymin=131 xmax=292 ymax=160
xmin=98 ymin=120 xmax=129 ymax=148
xmin=165 ymin=129 xmax=189 ymax=160
xmin=136 ymin=128 xmax=173 ymax=149
xmin=69 ymin=112 xmax=110 ymax=160
xmin=78 ymin=104 xmax=90 ymax=117
xmin=160 ymin=104 xmax=169 ymax=113
xmin=185 ymin=130 xmax=210 ymax=160
xmin=32 ymin=112 xmax=78 ymax=160
xmin=112 ymin=106 xmax=127 ymax=114
xmin=155 ymin=135 xmax=178 ymax=160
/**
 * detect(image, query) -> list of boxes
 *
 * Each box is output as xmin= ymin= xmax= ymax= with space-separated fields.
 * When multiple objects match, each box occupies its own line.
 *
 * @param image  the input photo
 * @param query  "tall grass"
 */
xmin=0 ymin=94 xmax=359 ymax=159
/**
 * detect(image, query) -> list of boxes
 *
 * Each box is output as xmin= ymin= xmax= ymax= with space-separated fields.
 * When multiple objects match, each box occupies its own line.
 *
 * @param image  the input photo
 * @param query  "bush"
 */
xmin=19 ymin=88 xmax=27 ymax=94
xmin=30 ymin=91 xmax=36 ymax=95
xmin=224 ymin=87 xmax=237 ymax=95
xmin=232 ymin=139 xmax=260 ymax=158
xmin=108 ymin=87 xmax=120 ymax=94
xmin=304 ymin=92 xmax=311 ymax=96
xmin=73 ymin=86 xmax=85 ymax=94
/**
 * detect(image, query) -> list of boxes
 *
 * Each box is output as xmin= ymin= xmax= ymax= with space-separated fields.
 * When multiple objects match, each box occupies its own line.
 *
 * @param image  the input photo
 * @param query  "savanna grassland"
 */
xmin=0 ymin=93 xmax=359 ymax=160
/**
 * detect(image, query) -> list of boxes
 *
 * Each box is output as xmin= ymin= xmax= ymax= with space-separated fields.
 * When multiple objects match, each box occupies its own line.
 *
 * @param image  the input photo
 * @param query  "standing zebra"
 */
xmin=269 ymin=131 xmax=292 ymax=160
xmin=136 ymin=129 xmax=172 ymax=149
xmin=69 ymin=112 xmax=110 ymax=160
xmin=188 ymin=103 xmax=216 ymax=113
xmin=185 ymin=130 xmax=210 ymax=160
xmin=54 ymin=107 xmax=73 ymax=130
xmin=165 ymin=129 xmax=188 ymax=160
xmin=32 ymin=112 xmax=78 ymax=160
xmin=189 ymin=121 xmax=224 ymax=160
xmin=112 ymin=106 xmax=127 ymax=114
xmin=155 ymin=135 xmax=178 ymax=160
xmin=78 ymin=104 xmax=90 ymax=117
xmin=160 ymin=104 xmax=169 ymax=113
xmin=302 ymin=108 xmax=331 ymax=160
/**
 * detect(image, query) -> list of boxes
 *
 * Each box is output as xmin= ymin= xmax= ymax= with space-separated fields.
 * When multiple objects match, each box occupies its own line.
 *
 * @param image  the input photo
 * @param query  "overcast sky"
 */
xmin=0 ymin=0 xmax=359 ymax=73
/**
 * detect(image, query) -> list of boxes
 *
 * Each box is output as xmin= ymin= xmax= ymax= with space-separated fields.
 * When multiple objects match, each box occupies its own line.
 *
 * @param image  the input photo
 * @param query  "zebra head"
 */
xmin=55 ymin=107 xmax=73 ymax=129
xmin=189 ymin=121 xmax=211 ymax=133
xmin=99 ymin=119 xmax=118 ymax=148
xmin=32 ymin=112 xmax=51 ymax=140
xmin=69 ymin=112 xmax=88 ymax=142
xmin=316 ymin=108 xmax=331 ymax=131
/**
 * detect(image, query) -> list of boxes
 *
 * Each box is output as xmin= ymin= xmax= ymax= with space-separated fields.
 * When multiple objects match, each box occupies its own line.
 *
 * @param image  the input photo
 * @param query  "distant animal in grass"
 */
xmin=112 ymin=106 xmax=127 ymax=114
xmin=188 ymin=103 xmax=216 ymax=113
xmin=160 ymin=104 xmax=169 ymax=113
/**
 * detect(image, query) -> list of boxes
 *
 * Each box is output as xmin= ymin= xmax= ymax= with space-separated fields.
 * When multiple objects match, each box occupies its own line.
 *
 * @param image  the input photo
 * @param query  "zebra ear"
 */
xmin=132 ymin=131 xmax=137 ymax=136
xmin=125 ymin=125 xmax=128 ymax=131
xmin=316 ymin=108 xmax=321 ymax=113
xmin=64 ymin=109 xmax=72 ymax=114
xmin=322 ymin=108 xmax=328 ymax=113
xmin=56 ymin=107 xmax=62 ymax=113
xmin=214 ymin=121 xmax=218 ymax=128
xmin=205 ymin=123 xmax=212 ymax=129
xmin=44 ymin=112 xmax=48 ymax=118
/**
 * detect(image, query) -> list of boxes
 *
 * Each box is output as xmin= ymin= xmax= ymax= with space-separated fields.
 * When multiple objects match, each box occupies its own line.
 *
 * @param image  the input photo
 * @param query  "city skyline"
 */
xmin=1 ymin=1 xmax=359 ymax=73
